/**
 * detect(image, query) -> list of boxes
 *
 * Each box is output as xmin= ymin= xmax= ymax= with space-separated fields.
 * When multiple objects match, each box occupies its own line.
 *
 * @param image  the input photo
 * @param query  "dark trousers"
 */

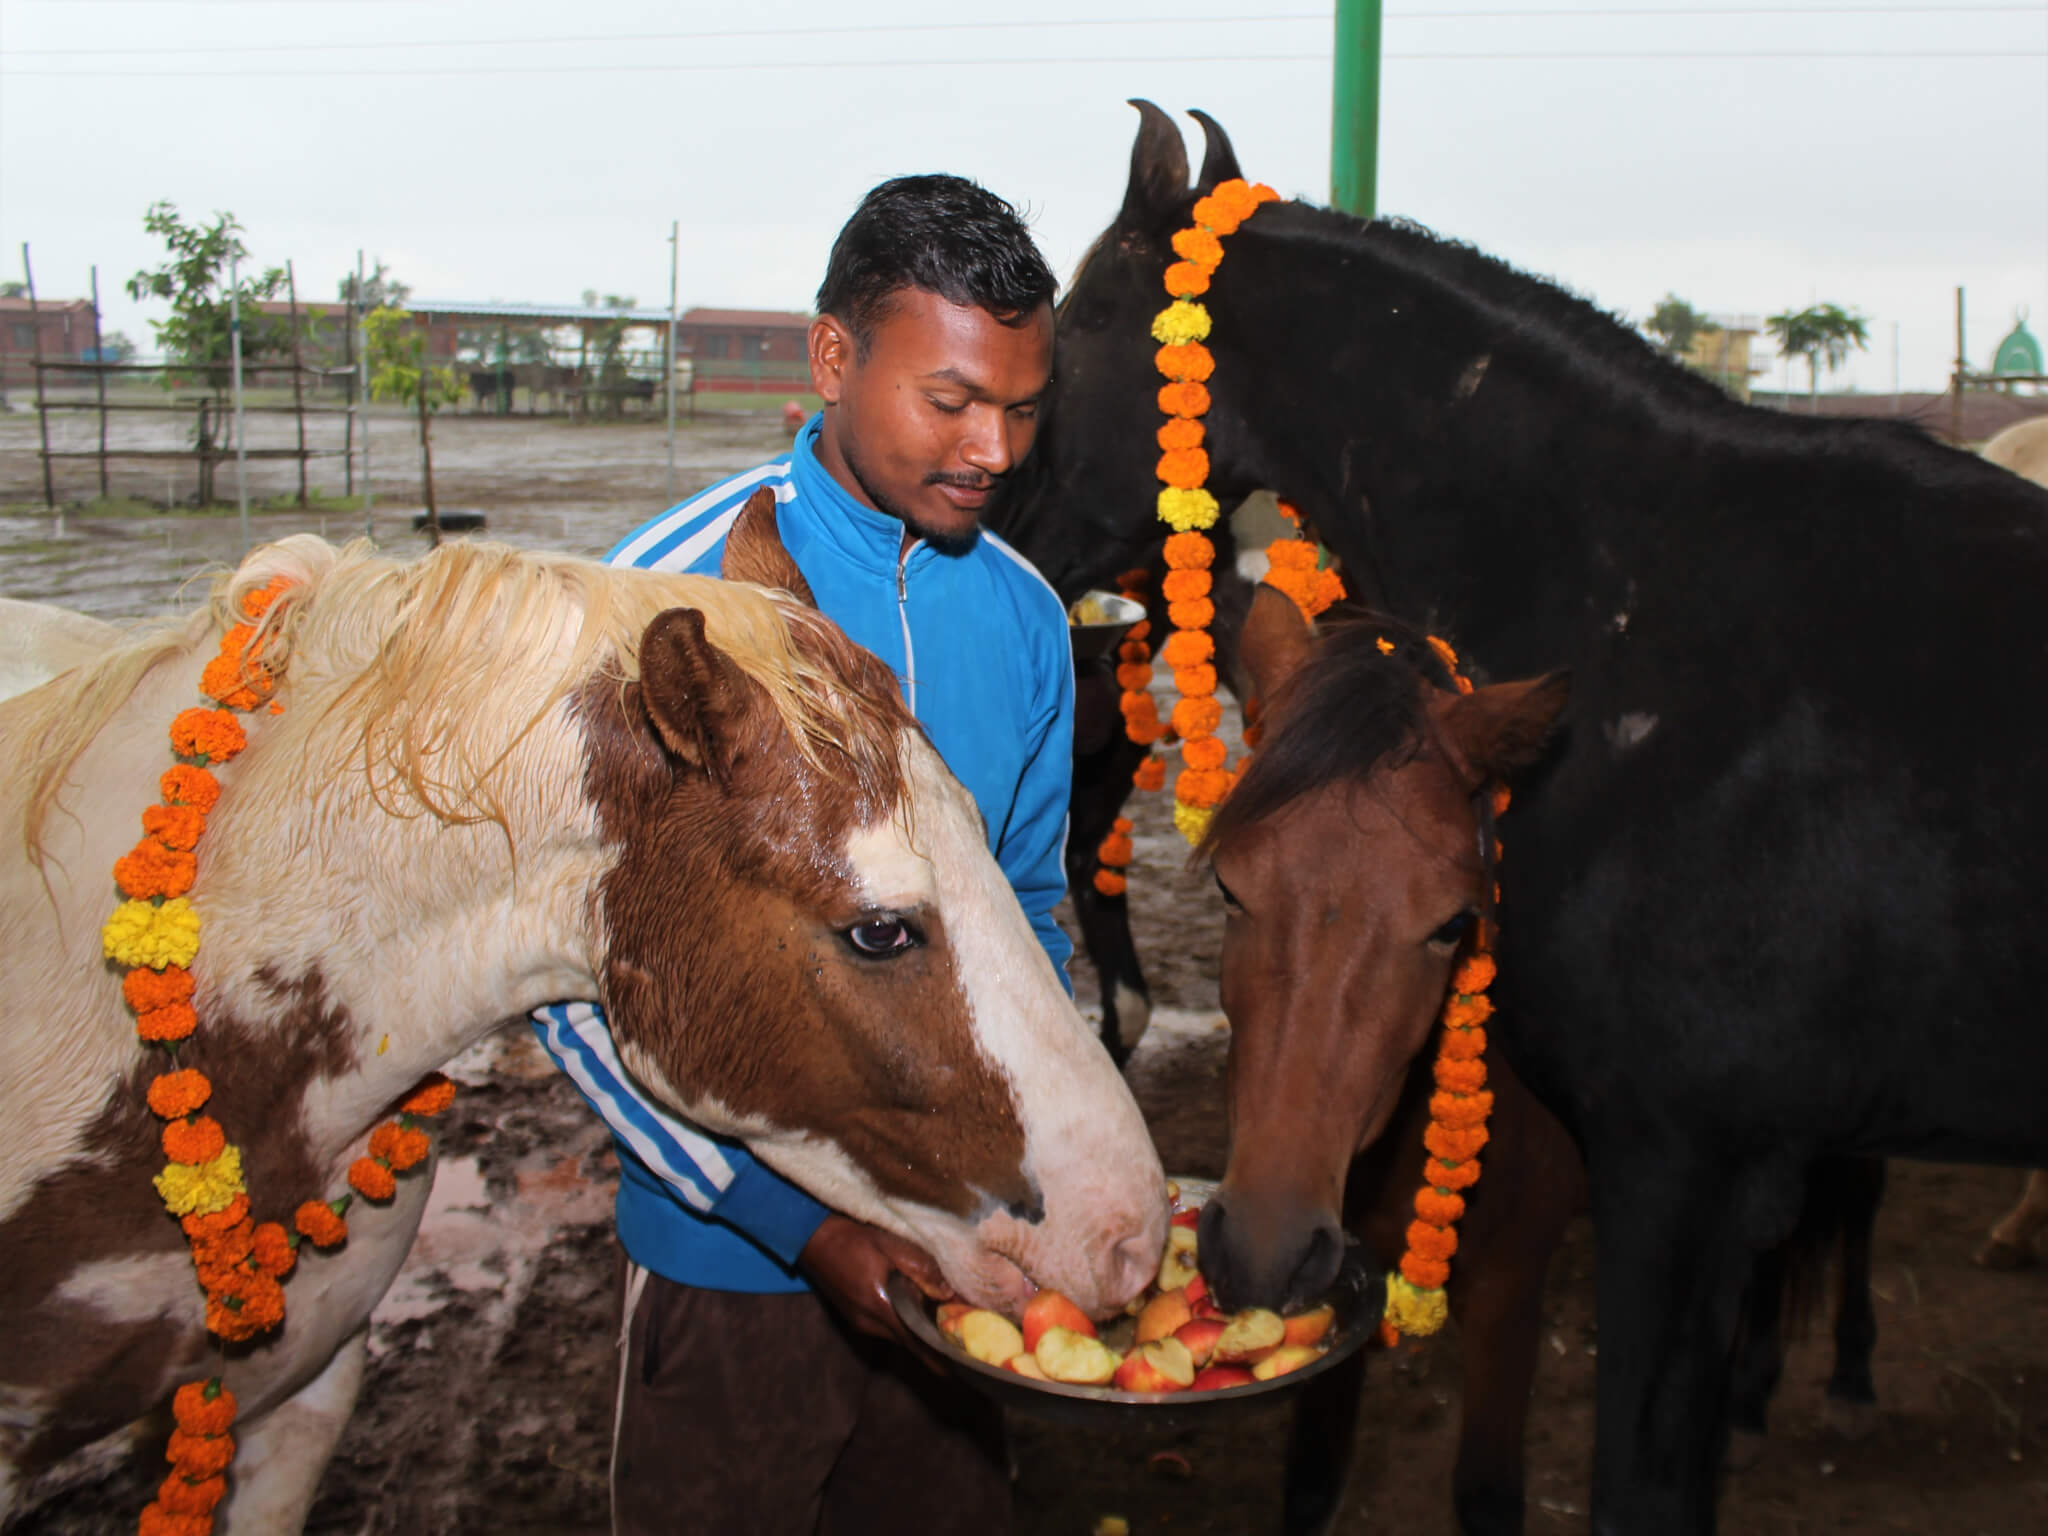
xmin=610 ymin=1261 xmax=1015 ymax=1536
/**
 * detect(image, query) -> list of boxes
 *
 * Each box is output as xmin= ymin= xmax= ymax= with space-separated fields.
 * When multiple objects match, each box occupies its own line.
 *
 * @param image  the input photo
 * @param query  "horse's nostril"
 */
xmin=1286 ymin=1223 xmax=1345 ymax=1311
xmin=1109 ymin=1230 xmax=1158 ymax=1306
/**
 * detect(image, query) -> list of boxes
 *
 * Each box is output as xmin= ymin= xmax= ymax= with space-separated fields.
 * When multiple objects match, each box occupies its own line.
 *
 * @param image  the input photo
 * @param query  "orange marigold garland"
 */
xmin=1093 ymin=817 xmax=1135 ymax=898
xmin=1382 ymin=636 xmax=1507 ymax=1343
xmin=1150 ymin=176 xmax=1281 ymax=844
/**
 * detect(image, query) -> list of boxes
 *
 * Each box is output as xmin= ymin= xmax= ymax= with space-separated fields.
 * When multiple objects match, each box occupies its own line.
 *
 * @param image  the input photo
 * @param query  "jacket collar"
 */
xmin=784 ymin=414 xmax=962 ymax=579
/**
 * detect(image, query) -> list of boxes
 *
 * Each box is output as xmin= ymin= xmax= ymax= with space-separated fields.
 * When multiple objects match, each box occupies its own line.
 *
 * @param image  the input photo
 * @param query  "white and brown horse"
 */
xmin=1 ymin=497 xmax=1165 ymax=1530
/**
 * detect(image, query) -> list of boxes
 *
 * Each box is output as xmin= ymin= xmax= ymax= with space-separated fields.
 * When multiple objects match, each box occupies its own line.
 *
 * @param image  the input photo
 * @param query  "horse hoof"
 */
xmin=1724 ymin=1429 xmax=1768 ymax=1473
xmin=1824 ymin=1398 xmax=1880 ymax=1441
xmin=1974 ymin=1238 xmax=2036 ymax=1271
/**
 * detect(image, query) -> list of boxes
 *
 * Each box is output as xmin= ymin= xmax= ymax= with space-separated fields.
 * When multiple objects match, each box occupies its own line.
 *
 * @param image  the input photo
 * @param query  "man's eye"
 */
xmin=844 ymin=917 xmax=920 ymax=957
xmin=927 ymin=397 xmax=966 ymax=415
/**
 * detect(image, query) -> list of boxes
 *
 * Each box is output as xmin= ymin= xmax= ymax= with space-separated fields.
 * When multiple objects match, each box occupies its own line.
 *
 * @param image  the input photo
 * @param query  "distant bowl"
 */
xmin=889 ymin=1177 xmax=1384 ymax=1430
xmin=1067 ymin=590 xmax=1146 ymax=664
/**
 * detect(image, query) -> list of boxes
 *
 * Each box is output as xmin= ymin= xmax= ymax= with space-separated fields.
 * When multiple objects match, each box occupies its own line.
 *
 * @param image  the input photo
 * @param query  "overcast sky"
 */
xmin=2 ymin=1 xmax=2044 ymax=394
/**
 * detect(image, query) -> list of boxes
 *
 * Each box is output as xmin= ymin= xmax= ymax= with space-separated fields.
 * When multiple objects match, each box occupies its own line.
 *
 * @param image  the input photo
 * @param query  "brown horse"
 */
xmin=1 ymin=499 xmax=1164 ymax=1530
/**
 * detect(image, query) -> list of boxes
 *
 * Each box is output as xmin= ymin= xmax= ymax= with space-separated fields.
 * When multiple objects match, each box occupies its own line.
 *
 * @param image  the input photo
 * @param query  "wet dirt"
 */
xmin=7 ymin=408 xmax=2046 ymax=1534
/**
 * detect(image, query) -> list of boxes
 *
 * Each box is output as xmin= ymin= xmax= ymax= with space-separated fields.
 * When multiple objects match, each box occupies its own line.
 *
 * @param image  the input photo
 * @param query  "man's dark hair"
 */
xmin=816 ymin=175 xmax=1056 ymax=354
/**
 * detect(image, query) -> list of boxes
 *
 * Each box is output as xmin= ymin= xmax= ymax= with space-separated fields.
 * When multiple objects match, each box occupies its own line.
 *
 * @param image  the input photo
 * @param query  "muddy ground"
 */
xmin=6 ymin=406 xmax=2047 ymax=1534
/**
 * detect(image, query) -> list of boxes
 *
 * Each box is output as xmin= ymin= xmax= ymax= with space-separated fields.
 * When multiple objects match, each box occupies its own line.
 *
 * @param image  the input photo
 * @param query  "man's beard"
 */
xmin=840 ymin=439 xmax=984 ymax=557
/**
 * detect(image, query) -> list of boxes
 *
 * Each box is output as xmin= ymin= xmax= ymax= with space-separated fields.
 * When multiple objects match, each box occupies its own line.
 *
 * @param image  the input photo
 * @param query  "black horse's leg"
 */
xmin=1588 ymin=1148 xmax=1790 ymax=1536
xmin=1066 ymin=658 xmax=1154 ymax=1065
xmin=1723 ymin=1240 xmax=1788 ymax=1462
xmin=1822 ymin=1157 xmax=1886 ymax=1438
xmin=1280 ymin=1347 xmax=1369 ymax=1536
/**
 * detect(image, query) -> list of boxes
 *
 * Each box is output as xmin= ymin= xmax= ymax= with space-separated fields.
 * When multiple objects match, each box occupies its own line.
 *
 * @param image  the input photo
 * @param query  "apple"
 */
xmin=1251 ymin=1344 xmax=1325 ymax=1381
xmin=1035 ymin=1325 xmax=1122 ymax=1386
xmin=935 ymin=1301 xmax=974 ymax=1340
xmin=1282 ymin=1304 xmax=1336 ymax=1349
xmin=1134 ymin=1289 xmax=1194 ymax=1345
xmin=1172 ymin=1316 xmax=1227 ymax=1368
xmin=1156 ymin=1225 xmax=1200 ymax=1291
xmin=956 ymin=1309 xmax=1024 ymax=1367
xmin=1021 ymin=1288 xmax=1096 ymax=1353
xmin=1169 ymin=1208 xmax=1202 ymax=1230
xmin=1006 ymin=1352 xmax=1050 ymax=1380
xmin=1113 ymin=1336 xmax=1196 ymax=1393
xmin=1188 ymin=1365 xmax=1257 ymax=1392
xmin=1182 ymin=1274 xmax=1222 ymax=1318
xmin=1212 ymin=1308 xmax=1286 ymax=1365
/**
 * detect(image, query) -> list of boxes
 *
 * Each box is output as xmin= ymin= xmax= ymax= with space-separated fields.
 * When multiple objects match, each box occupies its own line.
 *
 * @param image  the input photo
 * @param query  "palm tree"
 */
xmin=1766 ymin=303 xmax=1871 ymax=412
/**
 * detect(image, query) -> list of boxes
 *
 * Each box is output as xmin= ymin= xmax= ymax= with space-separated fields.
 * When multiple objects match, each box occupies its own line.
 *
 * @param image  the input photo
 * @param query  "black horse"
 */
xmin=990 ymin=103 xmax=2048 ymax=1534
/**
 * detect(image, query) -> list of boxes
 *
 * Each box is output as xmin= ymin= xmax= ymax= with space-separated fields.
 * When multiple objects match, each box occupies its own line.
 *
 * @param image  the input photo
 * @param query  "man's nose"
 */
xmin=958 ymin=407 xmax=1013 ymax=477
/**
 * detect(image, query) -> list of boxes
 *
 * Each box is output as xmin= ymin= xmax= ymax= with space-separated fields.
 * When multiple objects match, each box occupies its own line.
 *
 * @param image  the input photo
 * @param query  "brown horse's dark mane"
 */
xmin=1200 ymin=614 xmax=1460 ymax=857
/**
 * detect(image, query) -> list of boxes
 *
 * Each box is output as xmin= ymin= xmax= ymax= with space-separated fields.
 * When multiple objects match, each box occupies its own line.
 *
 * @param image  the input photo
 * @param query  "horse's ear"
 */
xmin=1120 ymin=99 xmax=1190 ymax=230
xmin=1240 ymin=584 xmax=1316 ymax=704
xmin=721 ymin=486 xmax=815 ymax=607
xmin=638 ymin=607 xmax=764 ymax=791
xmin=1431 ymin=672 xmax=1572 ymax=790
xmin=1189 ymin=110 xmax=1243 ymax=193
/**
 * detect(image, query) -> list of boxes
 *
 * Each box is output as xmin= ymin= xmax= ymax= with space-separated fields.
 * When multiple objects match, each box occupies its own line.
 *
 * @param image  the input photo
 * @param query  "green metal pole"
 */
xmin=1331 ymin=0 xmax=1383 ymax=218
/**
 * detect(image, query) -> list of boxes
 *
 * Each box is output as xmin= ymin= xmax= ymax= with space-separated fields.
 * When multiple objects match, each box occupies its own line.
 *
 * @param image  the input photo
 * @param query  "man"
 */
xmin=534 ymin=174 xmax=1071 ymax=1535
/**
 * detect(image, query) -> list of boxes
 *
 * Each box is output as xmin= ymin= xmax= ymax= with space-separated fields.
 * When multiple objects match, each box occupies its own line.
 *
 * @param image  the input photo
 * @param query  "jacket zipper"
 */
xmin=897 ymin=541 xmax=921 ymax=716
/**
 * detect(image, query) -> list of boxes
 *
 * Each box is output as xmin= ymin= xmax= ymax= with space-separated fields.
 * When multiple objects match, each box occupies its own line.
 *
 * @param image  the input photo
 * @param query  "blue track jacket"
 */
xmin=533 ymin=415 xmax=1074 ymax=1292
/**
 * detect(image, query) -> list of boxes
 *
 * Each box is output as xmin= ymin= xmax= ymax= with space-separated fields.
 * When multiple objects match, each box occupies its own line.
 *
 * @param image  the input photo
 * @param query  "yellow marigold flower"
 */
xmin=103 ymin=897 xmax=202 ymax=971
xmin=1383 ymin=1271 xmax=1449 ymax=1337
xmin=1150 ymin=300 xmax=1213 ymax=348
xmin=1156 ymin=487 xmax=1220 ymax=533
xmin=1172 ymin=801 xmax=1215 ymax=847
xmin=153 ymin=1144 xmax=245 ymax=1217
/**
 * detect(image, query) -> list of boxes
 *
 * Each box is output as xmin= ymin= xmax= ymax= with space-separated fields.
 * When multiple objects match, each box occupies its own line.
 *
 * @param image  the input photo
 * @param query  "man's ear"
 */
xmin=809 ymin=314 xmax=853 ymax=405
xmin=721 ymin=487 xmax=816 ymax=607
xmin=638 ymin=607 xmax=767 ymax=792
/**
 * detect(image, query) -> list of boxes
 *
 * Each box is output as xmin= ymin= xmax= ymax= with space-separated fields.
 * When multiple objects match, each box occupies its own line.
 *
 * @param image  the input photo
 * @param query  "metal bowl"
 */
xmin=889 ymin=1178 xmax=1385 ymax=1429
xmin=1067 ymin=590 xmax=1147 ymax=664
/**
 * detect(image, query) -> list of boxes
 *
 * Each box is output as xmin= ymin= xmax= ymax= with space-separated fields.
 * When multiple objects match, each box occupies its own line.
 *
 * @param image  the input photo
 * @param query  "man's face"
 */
xmin=810 ymin=288 xmax=1053 ymax=554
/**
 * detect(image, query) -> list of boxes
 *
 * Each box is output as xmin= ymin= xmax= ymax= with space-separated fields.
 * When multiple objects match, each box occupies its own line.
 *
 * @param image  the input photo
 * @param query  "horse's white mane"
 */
xmin=17 ymin=535 xmax=903 ymax=860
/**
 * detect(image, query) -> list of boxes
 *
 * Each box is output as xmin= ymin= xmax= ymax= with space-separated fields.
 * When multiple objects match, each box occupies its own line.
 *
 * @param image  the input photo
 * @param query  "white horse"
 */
xmin=2 ymin=497 xmax=1164 ymax=1530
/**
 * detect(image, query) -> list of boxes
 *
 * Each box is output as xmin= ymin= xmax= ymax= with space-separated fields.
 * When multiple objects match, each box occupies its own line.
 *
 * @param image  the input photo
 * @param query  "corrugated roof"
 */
xmin=682 ymin=307 xmax=811 ymax=329
xmin=0 ymin=295 xmax=93 ymax=314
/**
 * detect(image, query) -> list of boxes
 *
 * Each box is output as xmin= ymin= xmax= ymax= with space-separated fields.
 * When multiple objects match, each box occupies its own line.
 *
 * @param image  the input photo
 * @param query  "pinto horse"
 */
xmin=1 ymin=497 xmax=1164 ymax=1530
xmin=991 ymin=102 xmax=2048 ymax=1533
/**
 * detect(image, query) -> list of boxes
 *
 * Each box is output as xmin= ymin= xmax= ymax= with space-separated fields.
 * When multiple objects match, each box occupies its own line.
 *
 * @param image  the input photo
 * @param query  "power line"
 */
xmin=3 ymin=6 xmax=2045 ymax=56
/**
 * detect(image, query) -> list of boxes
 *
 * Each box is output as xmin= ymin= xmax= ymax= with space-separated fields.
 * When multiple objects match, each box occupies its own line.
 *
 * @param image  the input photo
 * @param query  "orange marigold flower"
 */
xmin=1399 ymin=1253 xmax=1451 ymax=1291
xmin=1161 ymin=569 xmax=1212 ymax=604
xmin=1182 ymin=735 xmax=1228 ymax=772
xmin=348 ymin=1156 xmax=397 ymax=1201
xmin=114 ymin=840 xmax=198 ymax=901
xmin=1157 ymin=448 xmax=1210 ymax=490
xmin=1242 ymin=723 xmax=1264 ymax=749
xmin=181 ymin=1194 xmax=249 ymax=1243
xmin=1167 ymin=597 xmax=1216 ymax=632
xmin=1414 ymin=1188 xmax=1466 ymax=1228
xmin=1264 ymin=569 xmax=1316 ymax=616
xmin=138 ymin=1003 xmax=199 ymax=1043
xmin=141 ymin=804 xmax=207 ymax=852
xmin=1247 ymin=181 xmax=1282 ymax=205
xmin=138 ymin=1505 xmax=211 ymax=1536
xmin=1121 ymin=694 xmax=1163 ymax=746
xmin=1491 ymin=784 xmax=1512 ymax=817
xmin=1429 ymin=1090 xmax=1494 ymax=1131
xmin=200 ymin=655 xmax=265 ymax=712
xmin=1427 ymin=635 xmax=1461 ymax=675
xmin=1266 ymin=539 xmax=1321 ymax=572
xmin=295 ymin=1199 xmax=348 ymax=1248
xmin=1159 ymin=630 xmax=1214 ymax=669
xmin=399 ymin=1074 xmax=457 ymax=1117
xmin=171 ymin=1380 xmax=237 ymax=1436
xmin=146 ymin=1068 xmax=211 ymax=1120
xmin=1125 ymin=618 xmax=1151 ymax=643
xmin=1169 ymin=226 xmax=1224 ymax=269
xmin=1173 ymin=664 xmax=1219 ymax=699
xmin=159 ymin=764 xmax=221 ymax=813
xmin=1452 ymin=953 xmax=1497 ymax=995
xmin=1092 ymin=869 xmax=1128 ymax=897
xmin=1116 ymin=662 xmax=1152 ymax=693
xmin=1189 ymin=192 xmax=1247 ymax=237
xmin=1132 ymin=756 xmax=1166 ymax=791
xmin=1441 ymin=993 xmax=1495 ymax=1031
xmin=1425 ymin=1156 xmax=1483 ymax=1192
xmin=251 ymin=1221 xmax=297 ymax=1279
xmin=239 ymin=578 xmax=294 ymax=619
xmin=1438 ymin=1025 xmax=1487 ymax=1062
xmin=384 ymin=1124 xmax=433 ymax=1171
xmin=1157 ymin=381 xmax=1211 ymax=419
xmin=1170 ymin=696 xmax=1223 ymax=741
xmin=1275 ymin=497 xmax=1303 ymax=526
xmin=1162 ymin=260 xmax=1211 ymax=298
xmin=1406 ymin=1220 xmax=1459 ymax=1262
xmin=125 ymin=965 xmax=196 ymax=1014
xmin=165 ymin=1429 xmax=235 ymax=1478
xmin=1154 ymin=343 xmax=1216 ymax=384
xmin=1434 ymin=1056 xmax=1487 ymax=1095
xmin=1175 ymin=767 xmax=1235 ymax=809
xmin=1156 ymin=416 xmax=1204 ymax=454
xmin=155 ymin=1470 xmax=228 ymax=1516
xmin=208 ymin=1288 xmax=281 ymax=1343
xmin=170 ymin=708 xmax=246 ymax=765
xmin=1117 ymin=639 xmax=1150 ymax=665
xmin=1424 ymin=1122 xmax=1490 ymax=1164
xmin=162 ymin=1116 xmax=226 ymax=1165
xmin=1116 ymin=567 xmax=1150 ymax=590
xmin=1162 ymin=531 xmax=1214 ymax=570
xmin=1097 ymin=831 xmax=1134 ymax=868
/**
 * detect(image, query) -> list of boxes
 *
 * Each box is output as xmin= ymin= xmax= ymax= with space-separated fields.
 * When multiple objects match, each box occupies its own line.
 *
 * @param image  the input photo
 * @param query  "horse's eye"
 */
xmin=1429 ymin=910 xmax=1476 ymax=949
xmin=844 ymin=917 xmax=919 ymax=958
xmin=1215 ymin=871 xmax=1243 ymax=912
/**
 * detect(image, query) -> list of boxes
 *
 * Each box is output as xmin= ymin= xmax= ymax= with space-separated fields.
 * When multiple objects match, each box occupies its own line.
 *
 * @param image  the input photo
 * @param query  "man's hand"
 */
xmin=799 ymin=1213 xmax=952 ymax=1347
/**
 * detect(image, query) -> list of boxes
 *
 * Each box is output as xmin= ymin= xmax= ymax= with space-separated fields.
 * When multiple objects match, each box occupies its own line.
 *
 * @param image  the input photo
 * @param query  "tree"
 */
xmin=364 ymin=305 xmax=463 ymax=546
xmin=99 ymin=331 xmax=139 ymax=363
xmin=338 ymin=260 xmax=411 ymax=312
xmin=581 ymin=290 xmax=639 ymax=415
xmin=0 ymin=281 xmax=25 ymax=299
xmin=1645 ymin=294 xmax=1718 ymax=360
xmin=1765 ymin=303 xmax=1871 ymax=411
